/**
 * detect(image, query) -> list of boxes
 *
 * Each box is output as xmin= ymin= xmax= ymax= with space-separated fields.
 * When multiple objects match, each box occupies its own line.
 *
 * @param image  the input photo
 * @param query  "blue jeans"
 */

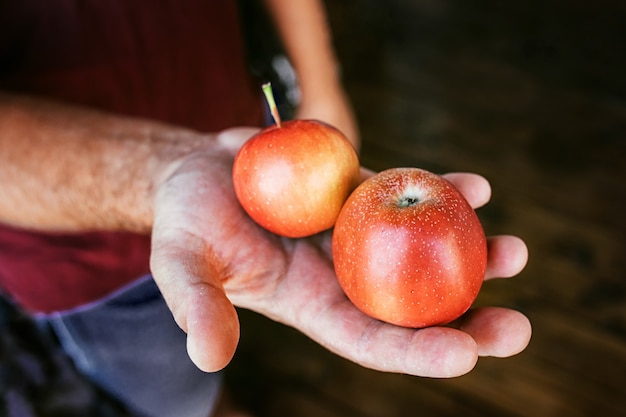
xmin=42 ymin=275 xmax=222 ymax=417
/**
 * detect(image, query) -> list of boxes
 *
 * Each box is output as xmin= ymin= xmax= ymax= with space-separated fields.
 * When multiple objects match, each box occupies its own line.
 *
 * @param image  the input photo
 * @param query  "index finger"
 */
xmin=442 ymin=172 xmax=491 ymax=209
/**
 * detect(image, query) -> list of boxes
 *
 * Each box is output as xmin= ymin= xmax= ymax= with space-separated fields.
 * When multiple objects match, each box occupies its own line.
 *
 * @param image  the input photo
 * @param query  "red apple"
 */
xmin=332 ymin=167 xmax=487 ymax=328
xmin=232 ymin=84 xmax=359 ymax=238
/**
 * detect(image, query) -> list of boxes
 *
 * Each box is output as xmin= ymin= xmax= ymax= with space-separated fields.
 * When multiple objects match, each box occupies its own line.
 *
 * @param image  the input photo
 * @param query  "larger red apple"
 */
xmin=232 ymin=119 xmax=359 ymax=238
xmin=332 ymin=167 xmax=487 ymax=328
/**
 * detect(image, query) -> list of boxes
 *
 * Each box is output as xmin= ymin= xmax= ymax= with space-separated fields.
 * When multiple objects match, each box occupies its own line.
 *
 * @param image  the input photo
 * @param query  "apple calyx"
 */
xmin=397 ymin=195 xmax=421 ymax=208
xmin=262 ymin=82 xmax=282 ymax=128
xmin=396 ymin=187 xmax=426 ymax=208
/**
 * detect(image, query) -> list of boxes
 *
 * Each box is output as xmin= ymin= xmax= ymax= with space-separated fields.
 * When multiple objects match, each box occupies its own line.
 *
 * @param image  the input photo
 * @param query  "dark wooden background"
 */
xmin=228 ymin=1 xmax=626 ymax=416
xmin=1 ymin=1 xmax=625 ymax=416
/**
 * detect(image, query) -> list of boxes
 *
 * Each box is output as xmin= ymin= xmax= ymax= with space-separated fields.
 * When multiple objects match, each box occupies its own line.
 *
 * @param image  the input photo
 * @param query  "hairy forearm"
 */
xmin=0 ymin=93 xmax=212 ymax=233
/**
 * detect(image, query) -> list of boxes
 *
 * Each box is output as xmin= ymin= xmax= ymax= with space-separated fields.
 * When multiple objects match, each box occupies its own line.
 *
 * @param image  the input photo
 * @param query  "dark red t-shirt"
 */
xmin=0 ymin=0 xmax=264 ymax=313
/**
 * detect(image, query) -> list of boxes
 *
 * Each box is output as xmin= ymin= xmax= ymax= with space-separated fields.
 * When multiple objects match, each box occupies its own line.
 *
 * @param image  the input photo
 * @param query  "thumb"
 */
xmin=185 ymin=283 xmax=240 ymax=372
xmin=150 ymin=244 xmax=240 ymax=373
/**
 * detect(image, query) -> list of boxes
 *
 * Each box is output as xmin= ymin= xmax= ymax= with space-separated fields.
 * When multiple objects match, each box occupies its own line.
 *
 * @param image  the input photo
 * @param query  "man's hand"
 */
xmin=150 ymin=128 xmax=531 ymax=377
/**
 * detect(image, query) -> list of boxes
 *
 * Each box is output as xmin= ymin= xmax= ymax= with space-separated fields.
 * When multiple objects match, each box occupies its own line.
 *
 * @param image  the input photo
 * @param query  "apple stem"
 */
xmin=262 ymin=82 xmax=282 ymax=128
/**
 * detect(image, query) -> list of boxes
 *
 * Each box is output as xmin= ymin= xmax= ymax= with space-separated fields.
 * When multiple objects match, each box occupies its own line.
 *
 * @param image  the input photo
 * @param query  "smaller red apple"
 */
xmin=332 ymin=167 xmax=487 ymax=328
xmin=232 ymin=84 xmax=359 ymax=238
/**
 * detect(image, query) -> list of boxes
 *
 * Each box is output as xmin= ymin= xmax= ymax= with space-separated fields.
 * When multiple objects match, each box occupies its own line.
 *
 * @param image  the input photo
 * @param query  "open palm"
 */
xmin=150 ymin=128 xmax=531 ymax=378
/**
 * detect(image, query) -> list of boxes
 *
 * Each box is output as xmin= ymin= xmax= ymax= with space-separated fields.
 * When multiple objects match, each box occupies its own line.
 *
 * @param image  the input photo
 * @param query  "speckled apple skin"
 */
xmin=232 ymin=120 xmax=360 ymax=238
xmin=332 ymin=168 xmax=487 ymax=328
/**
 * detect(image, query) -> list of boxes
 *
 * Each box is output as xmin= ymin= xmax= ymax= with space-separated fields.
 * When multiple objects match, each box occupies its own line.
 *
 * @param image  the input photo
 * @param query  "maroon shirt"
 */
xmin=0 ymin=0 xmax=264 ymax=313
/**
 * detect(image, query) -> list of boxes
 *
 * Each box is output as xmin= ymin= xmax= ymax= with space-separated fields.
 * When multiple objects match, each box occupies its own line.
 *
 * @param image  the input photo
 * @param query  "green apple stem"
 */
xmin=262 ymin=82 xmax=282 ymax=128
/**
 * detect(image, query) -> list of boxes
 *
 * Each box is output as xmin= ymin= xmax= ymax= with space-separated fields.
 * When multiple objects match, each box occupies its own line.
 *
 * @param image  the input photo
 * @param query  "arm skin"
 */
xmin=0 ymin=93 xmax=530 ymax=377
xmin=262 ymin=0 xmax=360 ymax=148
xmin=0 ymin=93 xmax=211 ymax=232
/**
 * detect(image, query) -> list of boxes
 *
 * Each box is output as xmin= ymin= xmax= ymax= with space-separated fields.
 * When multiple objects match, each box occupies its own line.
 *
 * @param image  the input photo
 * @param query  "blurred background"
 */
xmin=2 ymin=0 xmax=625 ymax=416
xmin=230 ymin=0 xmax=626 ymax=416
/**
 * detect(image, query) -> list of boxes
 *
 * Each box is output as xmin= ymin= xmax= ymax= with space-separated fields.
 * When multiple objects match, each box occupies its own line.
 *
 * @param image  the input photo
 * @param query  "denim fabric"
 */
xmin=43 ymin=275 xmax=222 ymax=417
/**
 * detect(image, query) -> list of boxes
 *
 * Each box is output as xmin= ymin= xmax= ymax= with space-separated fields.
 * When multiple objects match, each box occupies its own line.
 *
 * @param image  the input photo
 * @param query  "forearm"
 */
xmin=0 ymin=93 xmax=213 ymax=233
xmin=262 ymin=0 xmax=341 ymax=96
xmin=261 ymin=0 xmax=360 ymax=147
